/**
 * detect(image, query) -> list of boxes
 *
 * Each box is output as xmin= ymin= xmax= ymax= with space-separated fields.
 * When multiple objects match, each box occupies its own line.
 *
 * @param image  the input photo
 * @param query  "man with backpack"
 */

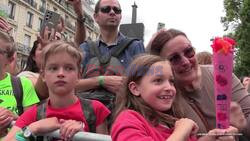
xmin=69 ymin=0 xmax=145 ymax=110
xmin=0 ymin=30 xmax=39 ymax=139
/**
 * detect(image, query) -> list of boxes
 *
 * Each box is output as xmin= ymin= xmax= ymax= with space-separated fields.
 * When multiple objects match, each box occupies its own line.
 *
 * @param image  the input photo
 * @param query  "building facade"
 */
xmin=0 ymin=0 xmax=99 ymax=70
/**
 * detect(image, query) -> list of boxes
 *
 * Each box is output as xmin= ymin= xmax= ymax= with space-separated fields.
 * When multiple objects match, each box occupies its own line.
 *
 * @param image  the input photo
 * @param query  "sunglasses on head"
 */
xmin=167 ymin=47 xmax=195 ymax=65
xmin=100 ymin=6 xmax=122 ymax=14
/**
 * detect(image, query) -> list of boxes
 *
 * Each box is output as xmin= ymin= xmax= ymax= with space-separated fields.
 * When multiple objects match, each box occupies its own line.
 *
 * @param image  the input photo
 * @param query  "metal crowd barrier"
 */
xmin=10 ymin=121 xmax=112 ymax=141
xmin=44 ymin=130 xmax=112 ymax=141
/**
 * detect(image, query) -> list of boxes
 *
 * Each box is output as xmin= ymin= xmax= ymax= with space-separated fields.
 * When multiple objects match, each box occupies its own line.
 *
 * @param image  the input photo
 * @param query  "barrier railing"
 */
xmin=10 ymin=121 xmax=112 ymax=141
xmin=43 ymin=130 xmax=112 ymax=141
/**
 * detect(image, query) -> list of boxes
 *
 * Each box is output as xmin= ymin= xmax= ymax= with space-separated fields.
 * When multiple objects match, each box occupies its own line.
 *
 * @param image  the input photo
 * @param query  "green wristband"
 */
xmin=15 ymin=131 xmax=26 ymax=141
xmin=98 ymin=76 xmax=104 ymax=87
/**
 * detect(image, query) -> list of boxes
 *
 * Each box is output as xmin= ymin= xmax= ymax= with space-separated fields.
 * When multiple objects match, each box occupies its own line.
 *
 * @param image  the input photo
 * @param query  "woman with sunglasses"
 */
xmin=148 ymin=28 xmax=250 ymax=140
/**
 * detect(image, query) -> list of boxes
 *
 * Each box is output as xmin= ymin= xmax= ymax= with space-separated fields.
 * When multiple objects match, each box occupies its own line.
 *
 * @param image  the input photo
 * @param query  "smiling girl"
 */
xmin=111 ymin=54 xmax=199 ymax=141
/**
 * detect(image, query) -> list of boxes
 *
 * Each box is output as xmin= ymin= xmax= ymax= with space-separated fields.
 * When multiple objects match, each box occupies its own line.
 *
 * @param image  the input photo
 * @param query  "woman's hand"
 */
xmin=199 ymin=126 xmax=239 ymax=141
xmin=230 ymin=102 xmax=247 ymax=130
xmin=242 ymin=77 xmax=250 ymax=89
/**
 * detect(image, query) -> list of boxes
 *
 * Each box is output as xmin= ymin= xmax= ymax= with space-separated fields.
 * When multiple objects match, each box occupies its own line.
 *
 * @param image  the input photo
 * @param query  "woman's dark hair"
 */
xmin=113 ymin=54 xmax=183 ymax=127
xmin=23 ymin=40 xmax=40 ymax=72
xmin=149 ymin=29 xmax=187 ymax=55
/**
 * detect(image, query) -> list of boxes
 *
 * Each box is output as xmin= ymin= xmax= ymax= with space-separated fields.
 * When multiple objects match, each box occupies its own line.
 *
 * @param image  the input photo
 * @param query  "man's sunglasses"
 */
xmin=100 ymin=6 xmax=122 ymax=14
xmin=167 ymin=47 xmax=195 ymax=65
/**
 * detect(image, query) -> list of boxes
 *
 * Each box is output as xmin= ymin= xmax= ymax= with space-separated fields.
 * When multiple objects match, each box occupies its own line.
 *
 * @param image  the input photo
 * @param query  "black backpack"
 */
xmin=79 ymin=38 xmax=138 ymax=110
xmin=35 ymin=98 xmax=96 ymax=141
xmin=83 ymin=37 xmax=138 ymax=77
xmin=10 ymin=76 xmax=24 ymax=116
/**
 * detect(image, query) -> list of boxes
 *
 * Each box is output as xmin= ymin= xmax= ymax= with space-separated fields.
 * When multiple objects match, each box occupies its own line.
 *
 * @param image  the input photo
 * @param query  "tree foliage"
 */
xmin=222 ymin=0 xmax=250 ymax=77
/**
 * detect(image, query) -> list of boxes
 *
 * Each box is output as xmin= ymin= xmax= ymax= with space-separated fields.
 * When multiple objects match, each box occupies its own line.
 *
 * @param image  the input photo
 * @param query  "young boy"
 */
xmin=0 ymin=30 xmax=39 ymax=139
xmin=4 ymin=41 xmax=110 ymax=141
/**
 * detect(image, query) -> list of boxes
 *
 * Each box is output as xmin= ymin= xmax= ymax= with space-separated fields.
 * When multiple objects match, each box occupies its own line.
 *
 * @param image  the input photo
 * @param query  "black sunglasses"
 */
xmin=100 ymin=6 xmax=122 ymax=14
xmin=167 ymin=47 xmax=195 ymax=65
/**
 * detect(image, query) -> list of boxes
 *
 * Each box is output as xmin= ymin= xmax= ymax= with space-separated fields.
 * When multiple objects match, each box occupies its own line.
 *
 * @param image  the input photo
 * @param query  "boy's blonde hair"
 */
xmin=0 ymin=30 xmax=15 ymax=59
xmin=41 ymin=40 xmax=83 ymax=71
xmin=196 ymin=51 xmax=212 ymax=65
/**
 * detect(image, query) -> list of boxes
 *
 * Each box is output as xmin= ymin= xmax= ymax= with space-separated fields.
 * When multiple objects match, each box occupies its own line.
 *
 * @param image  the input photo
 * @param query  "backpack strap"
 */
xmin=87 ymin=40 xmax=111 ymax=64
xmin=87 ymin=38 xmax=139 ymax=65
xmin=35 ymin=100 xmax=48 ymax=141
xmin=111 ymin=38 xmax=139 ymax=57
xmin=79 ymin=98 xmax=96 ymax=133
xmin=88 ymin=40 xmax=98 ymax=57
xmin=36 ymin=100 xmax=47 ymax=121
xmin=10 ymin=76 xmax=24 ymax=116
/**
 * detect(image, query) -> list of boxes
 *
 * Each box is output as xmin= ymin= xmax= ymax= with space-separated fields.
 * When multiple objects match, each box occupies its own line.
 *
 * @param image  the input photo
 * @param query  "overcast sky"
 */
xmin=118 ymin=0 xmax=225 ymax=53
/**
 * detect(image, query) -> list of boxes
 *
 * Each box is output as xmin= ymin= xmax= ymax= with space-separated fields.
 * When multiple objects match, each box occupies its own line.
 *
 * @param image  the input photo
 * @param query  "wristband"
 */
xmin=98 ymin=76 xmax=104 ymax=87
xmin=15 ymin=131 xmax=26 ymax=141
xmin=22 ymin=126 xmax=36 ymax=141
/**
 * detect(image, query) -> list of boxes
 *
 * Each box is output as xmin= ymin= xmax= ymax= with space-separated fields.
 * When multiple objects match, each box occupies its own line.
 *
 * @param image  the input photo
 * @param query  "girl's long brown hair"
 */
xmin=113 ymin=54 xmax=184 ymax=128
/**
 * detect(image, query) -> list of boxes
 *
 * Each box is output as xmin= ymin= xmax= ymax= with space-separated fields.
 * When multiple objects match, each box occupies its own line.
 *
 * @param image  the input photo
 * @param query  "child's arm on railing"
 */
xmin=3 ymin=126 xmax=20 ymax=141
xmin=4 ymin=117 xmax=60 ymax=141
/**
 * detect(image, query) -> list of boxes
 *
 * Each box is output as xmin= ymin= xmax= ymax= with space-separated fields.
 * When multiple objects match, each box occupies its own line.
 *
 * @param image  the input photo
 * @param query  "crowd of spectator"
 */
xmin=1 ymin=0 xmax=250 ymax=141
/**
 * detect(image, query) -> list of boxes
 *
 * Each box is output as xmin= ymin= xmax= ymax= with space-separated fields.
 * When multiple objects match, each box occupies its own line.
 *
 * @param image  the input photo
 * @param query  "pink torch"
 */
xmin=211 ymin=37 xmax=236 ymax=129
